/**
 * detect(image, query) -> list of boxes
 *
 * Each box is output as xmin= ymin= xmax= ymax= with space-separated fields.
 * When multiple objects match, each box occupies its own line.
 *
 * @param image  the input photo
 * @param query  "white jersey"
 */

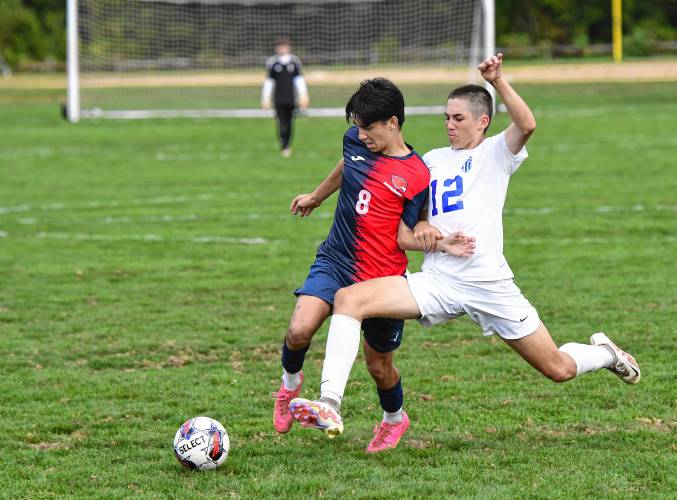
xmin=421 ymin=131 xmax=527 ymax=281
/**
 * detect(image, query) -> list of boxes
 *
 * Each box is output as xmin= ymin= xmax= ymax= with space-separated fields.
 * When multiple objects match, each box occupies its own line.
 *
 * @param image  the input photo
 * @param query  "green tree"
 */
xmin=495 ymin=0 xmax=676 ymax=54
xmin=0 ymin=0 xmax=47 ymax=67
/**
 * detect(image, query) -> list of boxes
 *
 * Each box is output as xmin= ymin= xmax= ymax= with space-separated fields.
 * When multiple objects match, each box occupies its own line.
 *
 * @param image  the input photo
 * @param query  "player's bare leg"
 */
xmin=273 ymin=295 xmax=331 ymax=433
xmin=286 ymin=295 xmax=331 ymax=350
xmin=334 ymin=275 xmax=422 ymax=322
xmin=502 ymin=321 xmax=638 ymax=383
xmin=502 ymin=322 xmax=578 ymax=382
xmin=364 ymin=343 xmax=400 ymax=390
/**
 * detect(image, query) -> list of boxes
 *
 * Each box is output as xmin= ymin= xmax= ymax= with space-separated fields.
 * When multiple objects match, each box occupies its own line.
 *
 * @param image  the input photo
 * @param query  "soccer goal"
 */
xmin=66 ymin=0 xmax=494 ymax=122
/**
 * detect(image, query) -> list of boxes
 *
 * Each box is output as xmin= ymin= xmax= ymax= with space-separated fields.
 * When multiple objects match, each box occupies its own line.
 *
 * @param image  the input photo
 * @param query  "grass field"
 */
xmin=1 ymin=81 xmax=675 ymax=498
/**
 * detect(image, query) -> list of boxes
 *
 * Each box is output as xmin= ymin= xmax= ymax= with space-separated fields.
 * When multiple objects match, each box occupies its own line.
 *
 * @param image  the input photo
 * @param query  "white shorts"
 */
xmin=406 ymin=271 xmax=540 ymax=340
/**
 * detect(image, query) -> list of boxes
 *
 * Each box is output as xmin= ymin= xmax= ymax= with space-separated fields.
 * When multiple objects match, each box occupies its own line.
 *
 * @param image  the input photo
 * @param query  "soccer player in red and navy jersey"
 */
xmin=271 ymin=78 xmax=475 ymax=443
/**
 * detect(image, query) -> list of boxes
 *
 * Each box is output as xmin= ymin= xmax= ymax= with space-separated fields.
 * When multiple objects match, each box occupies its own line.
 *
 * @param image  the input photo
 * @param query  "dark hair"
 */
xmin=274 ymin=36 xmax=291 ymax=47
xmin=345 ymin=78 xmax=405 ymax=129
xmin=448 ymin=84 xmax=493 ymax=132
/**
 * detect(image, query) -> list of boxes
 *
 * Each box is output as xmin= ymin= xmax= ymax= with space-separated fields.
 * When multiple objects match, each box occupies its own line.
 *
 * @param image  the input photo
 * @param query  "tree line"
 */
xmin=0 ymin=0 xmax=674 ymax=71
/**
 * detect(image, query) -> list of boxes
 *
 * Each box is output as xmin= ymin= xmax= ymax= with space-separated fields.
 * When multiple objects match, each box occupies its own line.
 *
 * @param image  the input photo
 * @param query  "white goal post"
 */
xmin=66 ymin=0 xmax=494 ymax=122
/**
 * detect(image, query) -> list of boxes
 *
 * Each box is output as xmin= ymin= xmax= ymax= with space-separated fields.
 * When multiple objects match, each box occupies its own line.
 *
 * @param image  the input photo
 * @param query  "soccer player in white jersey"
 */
xmin=291 ymin=53 xmax=640 ymax=453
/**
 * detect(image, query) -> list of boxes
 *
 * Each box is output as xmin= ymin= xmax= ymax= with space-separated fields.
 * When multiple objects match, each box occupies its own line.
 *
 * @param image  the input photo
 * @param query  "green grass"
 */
xmin=1 ymin=81 xmax=675 ymax=498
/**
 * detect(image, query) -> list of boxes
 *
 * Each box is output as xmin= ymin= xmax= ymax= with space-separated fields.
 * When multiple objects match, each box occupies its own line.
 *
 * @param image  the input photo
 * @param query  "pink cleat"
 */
xmin=366 ymin=411 xmax=410 ymax=453
xmin=271 ymin=371 xmax=303 ymax=433
xmin=289 ymin=398 xmax=344 ymax=438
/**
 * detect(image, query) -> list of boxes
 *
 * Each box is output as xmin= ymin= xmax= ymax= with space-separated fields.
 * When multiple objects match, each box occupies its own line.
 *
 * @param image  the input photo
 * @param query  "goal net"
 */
xmin=67 ymin=0 xmax=494 ymax=121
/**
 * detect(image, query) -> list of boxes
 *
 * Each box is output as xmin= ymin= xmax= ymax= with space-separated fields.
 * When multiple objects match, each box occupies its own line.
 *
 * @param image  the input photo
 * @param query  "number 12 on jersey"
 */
xmin=430 ymin=176 xmax=464 ymax=216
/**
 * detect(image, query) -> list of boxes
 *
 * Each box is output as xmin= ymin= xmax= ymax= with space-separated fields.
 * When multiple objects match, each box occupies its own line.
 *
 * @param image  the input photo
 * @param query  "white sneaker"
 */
xmin=590 ymin=332 xmax=641 ymax=384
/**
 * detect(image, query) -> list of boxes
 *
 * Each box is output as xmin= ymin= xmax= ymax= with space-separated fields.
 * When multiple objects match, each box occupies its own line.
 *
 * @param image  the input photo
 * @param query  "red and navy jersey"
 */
xmin=317 ymin=126 xmax=430 ymax=282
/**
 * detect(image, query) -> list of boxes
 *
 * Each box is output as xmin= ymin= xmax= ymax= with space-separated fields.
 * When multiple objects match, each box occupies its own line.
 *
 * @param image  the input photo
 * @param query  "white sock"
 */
xmin=282 ymin=370 xmax=301 ymax=391
xmin=319 ymin=314 xmax=361 ymax=408
xmin=383 ymin=407 xmax=403 ymax=424
xmin=559 ymin=342 xmax=615 ymax=375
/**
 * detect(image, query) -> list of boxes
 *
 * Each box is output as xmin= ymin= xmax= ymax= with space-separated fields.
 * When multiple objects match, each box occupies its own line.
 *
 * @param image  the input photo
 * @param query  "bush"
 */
xmin=0 ymin=0 xmax=47 ymax=68
xmin=623 ymin=26 xmax=656 ymax=57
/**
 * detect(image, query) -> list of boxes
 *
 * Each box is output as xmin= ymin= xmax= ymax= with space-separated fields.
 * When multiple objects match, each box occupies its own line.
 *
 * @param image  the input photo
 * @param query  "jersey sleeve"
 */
xmin=265 ymin=56 xmax=276 ymax=79
xmin=422 ymin=151 xmax=432 ymax=169
xmin=490 ymin=131 xmax=528 ymax=175
xmin=401 ymin=188 xmax=428 ymax=229
xmin=401 ymin=157 xmax=430 ymax=229
xmin=343 ymin=126 xmax=361 ymax=150
xmin=291 ymin=55 xmax=303 ymax=76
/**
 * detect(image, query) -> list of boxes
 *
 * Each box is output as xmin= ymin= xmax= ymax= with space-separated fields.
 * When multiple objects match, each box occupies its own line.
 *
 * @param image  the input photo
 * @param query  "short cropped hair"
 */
xmin=448 ymin=84 xmax=493 ymax=131
xmin=345 ymin=78 xmax=405 ymax=129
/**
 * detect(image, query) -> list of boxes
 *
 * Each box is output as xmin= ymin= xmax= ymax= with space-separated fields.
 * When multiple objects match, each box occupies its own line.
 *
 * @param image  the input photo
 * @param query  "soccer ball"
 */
xmin=173 ymin=416 xmax=230 ymax=470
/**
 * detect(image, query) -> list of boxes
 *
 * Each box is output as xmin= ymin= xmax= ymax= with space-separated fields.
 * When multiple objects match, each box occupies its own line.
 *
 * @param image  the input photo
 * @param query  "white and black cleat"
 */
xmin=590 ymin=332 xmax=641 ymax=384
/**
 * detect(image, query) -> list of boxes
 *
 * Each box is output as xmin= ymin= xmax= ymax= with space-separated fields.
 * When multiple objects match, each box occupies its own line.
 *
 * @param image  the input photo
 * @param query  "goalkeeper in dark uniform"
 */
xmin=262 ymin=37 xmax=309 ymax=157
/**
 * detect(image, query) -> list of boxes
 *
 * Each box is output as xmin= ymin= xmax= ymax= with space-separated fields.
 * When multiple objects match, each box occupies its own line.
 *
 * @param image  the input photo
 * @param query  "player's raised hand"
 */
xmin=438 ymin=231 xmax=476 ymax=257
xmin=413 ymin=220 xmax=443 ymax=251
xmin=290 ymin=193 xmax=321 ymax=217
xmin=478 ymin=53 xmax=503 ymax=83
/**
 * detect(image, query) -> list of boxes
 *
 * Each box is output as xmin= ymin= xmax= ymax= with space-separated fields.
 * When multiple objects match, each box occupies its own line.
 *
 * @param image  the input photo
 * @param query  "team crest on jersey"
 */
xmin=461 ymin=156 xmax=472 ymax=172
xmin=391 ymin=175 xmax=408 ymax=193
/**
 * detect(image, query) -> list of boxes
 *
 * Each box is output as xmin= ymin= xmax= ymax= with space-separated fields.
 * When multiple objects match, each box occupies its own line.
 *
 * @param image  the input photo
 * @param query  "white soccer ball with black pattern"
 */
xmin=173 ymin=416 xmax=229 ymax=470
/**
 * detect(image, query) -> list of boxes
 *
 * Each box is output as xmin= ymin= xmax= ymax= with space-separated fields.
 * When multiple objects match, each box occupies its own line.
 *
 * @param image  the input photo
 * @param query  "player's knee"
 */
xmin=286 ymin=321 xmax=314 ymax=349
xmin=542 ymin=362 xmax=576 ymax=383
xmin=333 ymin=287 xmax=362 ymax=316
xmin=366 ymin=363 xmax=388 ymax=385
xmin=365 ymin=358 xmax=393 ymax=385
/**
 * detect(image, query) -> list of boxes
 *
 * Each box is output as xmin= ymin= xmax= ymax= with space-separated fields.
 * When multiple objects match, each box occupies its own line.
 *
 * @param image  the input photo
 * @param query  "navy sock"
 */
xmin=281 ymin=341 xmax=309 ymax=374
xmin=377 ymin=378 xmax=403 ymax=413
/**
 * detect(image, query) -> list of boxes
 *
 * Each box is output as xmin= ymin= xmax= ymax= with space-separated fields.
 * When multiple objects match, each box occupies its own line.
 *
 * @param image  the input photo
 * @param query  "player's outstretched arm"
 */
xmin=290 ymin=158 xmax=344 ymax=217
xmin=478 ymin=53 xmax=536 ymax=154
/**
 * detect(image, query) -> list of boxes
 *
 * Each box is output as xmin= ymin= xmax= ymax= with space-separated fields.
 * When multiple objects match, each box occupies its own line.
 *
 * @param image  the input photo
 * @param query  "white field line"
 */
xmin=506 ymin=204 xmax=677 ymax=215
xmin=514 ymin=236 xmax=677 ymax=244
xmin=532 ymin=103 xmax=677 ymax=119
xmin=4 ymin=203 xmax=675 ymax=228
xmin=21 ymin=232 xmax=270 ymax=245
xmin=88 ymin=203 xmax=677 ymax=224
xmin=0 ymin=194 xmax=214 ymax=216
xmin=1 ymin=230 xmax=673 ymax=245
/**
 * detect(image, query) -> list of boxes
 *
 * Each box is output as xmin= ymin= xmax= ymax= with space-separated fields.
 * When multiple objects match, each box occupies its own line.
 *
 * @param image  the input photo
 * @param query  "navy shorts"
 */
xmin=294 ymin=257 xmax=404 ymax=353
